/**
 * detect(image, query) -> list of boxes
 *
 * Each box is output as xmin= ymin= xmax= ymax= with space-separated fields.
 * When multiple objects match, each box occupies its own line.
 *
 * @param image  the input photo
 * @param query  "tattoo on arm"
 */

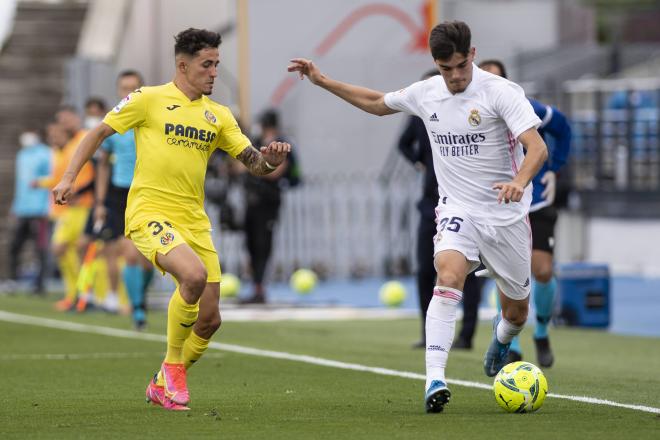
xmin=236 ymin=146 xmax=273 ymax=176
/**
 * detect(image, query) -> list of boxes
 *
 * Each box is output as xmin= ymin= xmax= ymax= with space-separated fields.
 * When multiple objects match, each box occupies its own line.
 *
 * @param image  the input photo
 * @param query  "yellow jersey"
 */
xmin=102 ymin=82 xmax=251 ymax=233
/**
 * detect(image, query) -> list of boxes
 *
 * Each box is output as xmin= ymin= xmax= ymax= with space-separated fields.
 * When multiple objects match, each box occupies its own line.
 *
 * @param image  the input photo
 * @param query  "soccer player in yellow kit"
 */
xmin=52 ymin=28 xmax=291 ymax=411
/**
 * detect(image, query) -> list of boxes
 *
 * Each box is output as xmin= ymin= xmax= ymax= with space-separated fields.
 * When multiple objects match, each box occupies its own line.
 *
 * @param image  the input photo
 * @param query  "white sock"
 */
xmin=104 ymin=291 xmax=119 ymax=310
xmin=496 ymin=314 xmax=524 ymax=344
xmin=425 ymin=286 xmax=462 ymax=391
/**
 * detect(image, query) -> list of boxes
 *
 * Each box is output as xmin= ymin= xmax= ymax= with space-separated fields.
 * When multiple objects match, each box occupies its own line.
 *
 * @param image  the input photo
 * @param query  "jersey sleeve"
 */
xmin=384 ymin=80 xmax=424 ymax=116
xmin=214 ymin=107 xmax=252 ymax=158
xmin=103 ymin=89 xmax=148 ymax=135
xmin=492 ymin=82 xmax=541 ymax=139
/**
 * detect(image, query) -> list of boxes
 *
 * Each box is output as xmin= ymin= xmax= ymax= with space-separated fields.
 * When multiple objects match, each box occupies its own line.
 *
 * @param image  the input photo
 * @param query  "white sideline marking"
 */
xmin=1 ymin=310 xmax=658 ymax=415
xmin=0 ymin=352 xmax=224 ymax=361
xmin=0 ymin=352 xmax=159 ymax=361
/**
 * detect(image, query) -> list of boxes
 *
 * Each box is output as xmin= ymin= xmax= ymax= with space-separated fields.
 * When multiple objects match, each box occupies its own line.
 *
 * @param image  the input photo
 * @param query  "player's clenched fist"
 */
xmin=52 ymin=179 xmax=73 ymax=205
xmin=264 ymin=141 xmax=290 ymax=153
xmin=260 ymin=141 xmax=290 ymax=167
xmin=492 ymin=181 xmax=525 ymax=204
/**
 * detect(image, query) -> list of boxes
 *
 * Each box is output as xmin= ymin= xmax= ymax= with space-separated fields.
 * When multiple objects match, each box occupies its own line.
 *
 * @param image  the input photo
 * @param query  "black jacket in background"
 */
xmin=397 ymin=115 xmax=437 ymax=218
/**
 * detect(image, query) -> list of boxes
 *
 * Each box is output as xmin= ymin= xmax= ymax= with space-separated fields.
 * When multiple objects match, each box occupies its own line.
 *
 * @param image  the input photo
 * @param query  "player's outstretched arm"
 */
xmin=287 ymin=58 xmax=397 ymax=116
xmin=492 ymin=128 xmax=548 ymax=204
xmin=52 ymin=123 xmax=116 ymax=205
xmin=236 ymin=141 xmax=291 ymax=176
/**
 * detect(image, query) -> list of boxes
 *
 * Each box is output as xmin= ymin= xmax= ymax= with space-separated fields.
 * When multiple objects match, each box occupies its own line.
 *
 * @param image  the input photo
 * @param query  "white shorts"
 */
xmin=433 ymin=205 xmax=532 ymax=300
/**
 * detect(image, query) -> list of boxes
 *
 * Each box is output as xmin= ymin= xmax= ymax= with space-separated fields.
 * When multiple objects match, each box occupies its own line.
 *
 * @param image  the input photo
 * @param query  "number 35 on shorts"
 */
xmin=434 ymin=216 xmax=464 ymax=244
xmin=148 ymin=219 xmax=178 ymax=247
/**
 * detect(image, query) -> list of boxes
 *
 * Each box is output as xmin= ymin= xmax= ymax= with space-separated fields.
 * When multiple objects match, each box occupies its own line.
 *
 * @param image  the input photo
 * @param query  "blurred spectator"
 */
xmin=396 ymin=70 xmax=485 ymax=349
xmin=38 ymin=109 xmax=95 ymax=311
xmin=7 ymin=130 xmax=51 ymax=293
xmin=239 ymin=109 xmax=300 ymax=304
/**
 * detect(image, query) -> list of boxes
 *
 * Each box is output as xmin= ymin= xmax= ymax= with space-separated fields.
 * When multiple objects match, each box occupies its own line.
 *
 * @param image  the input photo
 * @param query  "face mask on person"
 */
xmin=19 ymin=132 xmax=40 ymax=148
xmin=84 ymin=116 xmax=102 ymax=129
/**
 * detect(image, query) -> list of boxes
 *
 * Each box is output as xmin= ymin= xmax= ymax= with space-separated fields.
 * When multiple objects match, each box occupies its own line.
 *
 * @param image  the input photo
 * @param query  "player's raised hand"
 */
xmin=260 ymin=141 xmax=291 ymax=168
xmin=52 ymin=178 xmax=74 ymax=205
xmin=288 ymin=58 xmax=324 ymax=85
xmin=492 ymin=181 xmax=524 ymax=204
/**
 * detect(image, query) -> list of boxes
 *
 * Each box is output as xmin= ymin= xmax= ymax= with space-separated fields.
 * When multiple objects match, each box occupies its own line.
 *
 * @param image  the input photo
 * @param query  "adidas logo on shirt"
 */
xmin=429 ymin=113 xmax=438 ymax=122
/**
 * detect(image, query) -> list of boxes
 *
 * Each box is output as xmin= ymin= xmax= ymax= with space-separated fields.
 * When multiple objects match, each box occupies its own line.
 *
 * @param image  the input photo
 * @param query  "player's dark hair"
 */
xmin=117 ymin=69 xmax=144 ymax=85
xmin=429 ymin=21 xmax=471 ymax=60
xmin=174 ymin=28 xmax=222 ymax=56
xmin=85 ymin=97 xmax=107 ymax=112
xmin=478 ymin=59 xmax=508 ymax=79
xmin=259 ymin=109 xmax=279 ymax=129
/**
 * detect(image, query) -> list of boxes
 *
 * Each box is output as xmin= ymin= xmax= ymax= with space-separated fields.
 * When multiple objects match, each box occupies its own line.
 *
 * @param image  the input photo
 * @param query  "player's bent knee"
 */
xmin=510 ymin=315 xmax=527 ymax=327
xmin=180 ymin=269 xmax=208 ymax=295
xmin=502 ymin=305 xmax=528 ymax=326
xmin=436 ymin=272 xmax=463 ymax=290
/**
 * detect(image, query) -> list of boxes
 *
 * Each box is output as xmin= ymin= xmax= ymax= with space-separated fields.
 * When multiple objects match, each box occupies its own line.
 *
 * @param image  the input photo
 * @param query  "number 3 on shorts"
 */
xmin=148 ymin=220 xmax=175 ymax=236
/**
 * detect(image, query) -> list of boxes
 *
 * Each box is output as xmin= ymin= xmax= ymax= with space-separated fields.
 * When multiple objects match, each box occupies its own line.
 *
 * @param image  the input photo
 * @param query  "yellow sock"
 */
xmin=59 ymin=247 xmax=80 ymax=301
xmin=183 ymin=331 xmax=210 ymax=370
xmin=117 ymin=256 xmax=130 ymax=307
xmin=164 ymin=288 xmax=199 ymax=364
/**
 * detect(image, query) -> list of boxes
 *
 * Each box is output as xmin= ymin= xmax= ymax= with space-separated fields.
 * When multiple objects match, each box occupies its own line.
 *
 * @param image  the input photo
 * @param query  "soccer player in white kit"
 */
xmin=288 ymin=20 xmax=548 ymax=413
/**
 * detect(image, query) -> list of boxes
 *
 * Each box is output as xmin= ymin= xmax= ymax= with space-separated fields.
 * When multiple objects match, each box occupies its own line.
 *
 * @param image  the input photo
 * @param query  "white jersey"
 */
xmin=384 ymin=65 xmax=541 ymax=226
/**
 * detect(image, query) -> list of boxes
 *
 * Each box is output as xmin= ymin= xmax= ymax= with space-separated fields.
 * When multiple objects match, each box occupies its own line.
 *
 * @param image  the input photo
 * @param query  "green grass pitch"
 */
xmin=1 ymin=294 xmax=659 ymax=439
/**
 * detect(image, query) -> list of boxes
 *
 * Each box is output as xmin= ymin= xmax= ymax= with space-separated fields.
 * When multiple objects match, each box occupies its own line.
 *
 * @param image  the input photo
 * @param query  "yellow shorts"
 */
xmin=128 ymin=218 xmax=221 ymax=282
xmin=52 ymin=206 xmax=89 ymax=246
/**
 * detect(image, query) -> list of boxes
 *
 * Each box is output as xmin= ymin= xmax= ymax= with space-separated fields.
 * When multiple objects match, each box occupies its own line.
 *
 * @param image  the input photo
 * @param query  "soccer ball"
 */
xmin=220 ymin=273 xmax=241 ymax=297
xmin=493 ymin=361 xmax=548 ymax=413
